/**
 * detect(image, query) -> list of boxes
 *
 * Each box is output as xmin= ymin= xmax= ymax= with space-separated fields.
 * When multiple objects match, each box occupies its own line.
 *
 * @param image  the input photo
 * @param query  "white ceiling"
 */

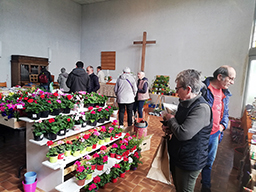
xmin=71 ymin=0 xmax=113 ymax=5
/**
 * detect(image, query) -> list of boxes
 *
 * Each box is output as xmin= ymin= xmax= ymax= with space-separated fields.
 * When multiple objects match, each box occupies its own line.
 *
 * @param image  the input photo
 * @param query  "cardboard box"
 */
xmin=140 ymin=134 xmax=153 ymax=152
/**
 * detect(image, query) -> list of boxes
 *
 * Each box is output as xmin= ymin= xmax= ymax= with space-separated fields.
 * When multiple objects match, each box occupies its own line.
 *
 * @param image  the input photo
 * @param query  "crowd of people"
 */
xmin=41 ymin=62 xmax=236 ymax=192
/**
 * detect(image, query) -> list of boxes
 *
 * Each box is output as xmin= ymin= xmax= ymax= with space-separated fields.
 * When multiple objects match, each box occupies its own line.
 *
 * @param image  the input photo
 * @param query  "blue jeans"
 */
xmin=133 ymin=100 xmax=145 ymax=118
xmin=201 ymin=131 xmax=220 ymax=188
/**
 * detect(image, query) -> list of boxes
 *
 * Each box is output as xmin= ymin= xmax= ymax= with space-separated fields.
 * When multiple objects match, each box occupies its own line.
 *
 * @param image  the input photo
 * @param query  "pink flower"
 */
xmin=128 ymin=136 xmax=133 ymax=141
xmin=105 ymin=108 xmax=109 ymax=112
xmin=103 ymin=156 xmax=108 ymax=163
xmin=93 ymin=153 xmax=99 ymax=158
xmin=114 ymin=164 xmax=120 ymax=168
xmin=74 ymin=161 xmax=81 ymax=166
xmin=112 ymin=143 xmax=118 ymax=148
xmin=89 ymin=183 xmax=97 ymax=190
xmin=56 ymin=100 xmax=61 ymax=103
xmin=108 ymin=106 xmax=111 ymax=109
xmin=91 ymin=111 xmax=96 ymax=114
xmin=120 ymin=145 xmax=126 ymax=150
xmin=76 ymin=165 xmax=85 ymax=172
xmin=93 ymin=131 xmax=100 ymax=136
xmin=88 ymin=106 xmax=93 ymax=111
xmin=109 ymin=127 xmax=114 ymax=131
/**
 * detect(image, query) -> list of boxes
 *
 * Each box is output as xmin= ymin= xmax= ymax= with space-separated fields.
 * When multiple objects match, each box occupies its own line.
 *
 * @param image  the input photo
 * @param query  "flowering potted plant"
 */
xmin=71 ymin=140 xmax=83 ymax=157
xmin=46 ymin=147 xmax=58 ymax=163
xmin=130 ymin=151 xmax=143 ymax=170
xmin=110 ymin=164 xmax=122 ymax=183
xmin=32 ymin=120 xmax=46 ymax=141
xmin=98 ymin=173 xmax=112 ymax=188
xmin=115 ymin=141 xmax=127 ymax=160
xmin=60 ymin=94 xmax=75 ymax=113
xmin=64 ymin=140 xmax=73 ymax=156
xmin=120 ymin=156 xmax=131 ymax=174
xmin=92 ymin=146 xmax=108 ymax=171
xmin=56 ymin=142 xmax=65 ymax=160
xmin=44 ymin=118 xmax=61 ymax=140
xmin=96 ymin=107 xmax=105 ymax=123
xmin=86 ymin=109 xmax=99 ymax=126
xmin=49 ymin=92 xmax=62 ymax=115
xmin=23 ymin=97 xmax=44 ymax=119
xmin=74 ymin=161 xmax=94 ymax=186
xmin=61 ymin=115 xmax=75 ymax=131
xmin=109 ymin=143 xmax=118 ymax=158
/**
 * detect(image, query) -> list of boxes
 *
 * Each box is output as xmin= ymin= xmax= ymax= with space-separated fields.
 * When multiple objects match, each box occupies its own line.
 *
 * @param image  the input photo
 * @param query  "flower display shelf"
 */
xmin=55 ymin=150 xmax=136 ymax=192
xmin=42 ymin=133 xmax=125 ymax=170
xmin=26 ymin=117 xmax=116 ymax=147
xmin=20 ymin=110 xmax=117 ymax=192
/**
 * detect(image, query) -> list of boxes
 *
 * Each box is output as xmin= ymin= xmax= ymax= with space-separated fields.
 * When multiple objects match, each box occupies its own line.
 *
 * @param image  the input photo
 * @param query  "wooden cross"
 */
xmin=133 ymin=31 xmax=156 ymax=71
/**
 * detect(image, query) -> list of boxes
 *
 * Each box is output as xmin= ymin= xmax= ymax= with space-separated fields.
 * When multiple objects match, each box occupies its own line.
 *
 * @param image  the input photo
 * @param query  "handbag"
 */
xmin=146 ymin=134 xmax=172 ymax=184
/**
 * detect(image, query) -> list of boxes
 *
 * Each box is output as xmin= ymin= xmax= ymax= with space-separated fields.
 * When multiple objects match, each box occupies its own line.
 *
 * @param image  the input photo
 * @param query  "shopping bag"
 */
xmin=146 ymin=135 xmax=172 ymax=184
xmin=49 ymin=82 xmax=54 ymax=93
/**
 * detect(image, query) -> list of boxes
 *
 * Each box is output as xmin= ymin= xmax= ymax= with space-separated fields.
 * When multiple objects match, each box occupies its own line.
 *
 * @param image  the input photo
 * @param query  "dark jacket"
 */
xmin=38 ymin=68 xmax=52 ymax=86
xmin=66 ymin=68 xmax=90 ymax=93
xmin=88 ymin=73 xmax=100 ymax=93
xmin=168 ymin=96 xmax=213 ymax=171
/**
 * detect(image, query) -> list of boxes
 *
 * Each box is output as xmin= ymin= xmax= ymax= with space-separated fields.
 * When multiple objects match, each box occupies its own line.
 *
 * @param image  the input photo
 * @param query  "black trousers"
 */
xmin=118 ymin=103 xmax=134 ymax=126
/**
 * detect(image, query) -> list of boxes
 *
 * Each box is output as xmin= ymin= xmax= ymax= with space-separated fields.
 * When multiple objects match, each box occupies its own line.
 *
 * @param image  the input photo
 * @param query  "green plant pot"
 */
xmin=98 ymin=140 xmax=105 ymax=145
xmin=49 ymin=155 xmax=58 ymax=163
xmin=72 ymin=150 xmax=80 ymax=157
xmin=86 ymin=146 xmax=92 ymax=152
xmin=80 ymin=148 xmax=87 ymax=154
xmin=104 ymin=137 xmax=110 ymax=143
xmin=86 ymin=173 xmax=92 ymax=180
xmin=64 ymin=150 xmax=71 ymax=157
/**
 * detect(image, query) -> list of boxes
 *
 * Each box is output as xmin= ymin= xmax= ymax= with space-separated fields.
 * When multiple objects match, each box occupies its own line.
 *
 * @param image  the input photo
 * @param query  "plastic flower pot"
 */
xmin=22 ymin=179 xmax=37 ymax=192
xmin=115 ymin=154 xmax=122 ymax=160
xmin=58 ymin=153 xmax=64 ymax=160
xmin=77 ymin=178 xmax=85 ymax=186
xmin=98 ymin=140 xmax=105 ymax=145
xmin=96 ymin=164 xmax=104 ymax=171
xmin=49 ymin=156 xmax=58 ymax=163
xmin=86 ymin=146 xmax=92 ymax=152
xmin=92 ymin=144 xmax=97 ymax=149
xmin=91 ymin=164 xmax=96 ymax=170
xmin=57 ymin=129 xmax=66 ymax=136
xmin=51 ymin=108 xmax=61 ymax=116
xmin=120 ymin=172 xmax=125 ymax=178
xmin=112 ymin=178 xmax=118 ymax=183
xmin=40 ymin=110 xmax=49 ymax=118
xmin=80 ymin=148 xmax=87 ymax=154
xmin=62 ymin=107 xmax=71 ymax=114
xmin=73 ymin=124 xmax=81 ymax=131
xmin=27 ymin=112 xmax=41 ymax=120
xmin=33 ymin=133 xmax=43 ymax=141
xmin=72 ymin=150 xmax=80 ymax=157
xmin=24 ymin=172 xmax=37 ymax=184
xmin=86 ymin=173 xmax=92 ymax=180
xmin=64 ymin=150 xmax=71 ymax=157
xmin=125 ymin=169 xmax=130 ymax=172
xmin=104 ymin=137 xmax=111 ymax=143
xmin=130 ymin=166 xmax=137 ymax=171
xmin=110 ymin=153 xmax=115 ymax=158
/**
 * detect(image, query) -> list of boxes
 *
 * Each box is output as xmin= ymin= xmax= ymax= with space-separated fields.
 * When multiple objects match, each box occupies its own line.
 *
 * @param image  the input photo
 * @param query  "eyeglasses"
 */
xmin=175 ymin=86 xmax=183 ymax=91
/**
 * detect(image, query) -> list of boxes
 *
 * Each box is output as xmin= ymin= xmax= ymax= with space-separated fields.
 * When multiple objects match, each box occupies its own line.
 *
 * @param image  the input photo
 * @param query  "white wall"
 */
xmin=0 ymin=0 xmax=82 ymax=83
xmin=81 ymin=0 xmax=255 ymax=118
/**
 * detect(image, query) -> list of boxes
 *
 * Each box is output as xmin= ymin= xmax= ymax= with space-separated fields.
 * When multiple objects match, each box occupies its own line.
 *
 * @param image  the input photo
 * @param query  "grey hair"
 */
xmin=138 ymin=71 xmax=145 ymax=77
xmin=175 ymin=69 xmax=202 ymax=94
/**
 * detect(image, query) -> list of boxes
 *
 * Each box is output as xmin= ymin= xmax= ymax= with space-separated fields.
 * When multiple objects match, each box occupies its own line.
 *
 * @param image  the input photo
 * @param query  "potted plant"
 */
xmin=109 ymin=143 xmax=118 ymax=158
xmin=71 ymin=140 xmax=83 ymax=157
xmin=44 ymin=118 xmax=60 ymax=140
xmin=56 ymin=144 xmax=65 ymax=160
xmin=120 ymin=156 xmax=131 ymax=174
xmin=98 ymin=173 xmax=112 ymax=189
xmin=61 ymin=115 xmax=75 ymax=132
xmin=49 ymin=92 xmax=62 ymax=115
xmin=60 ymin=94 xmax=75 ymax=113
xmin=92 ymin=146 xmax=108 ymax=171
xmin=32 ymin=121 xmax=45 ymax=141
xmin=64 ymin=140 xmax=73 ymax=157
xmin=110 ymin=164 xmax=122 ymax=183
xmin=115 ymin=142 xmax=127 ymax=160
xmin=46 ymin=147 xmax=58 ymax=163
xmin=86 ymin=109 xmax=99 ymax=126
xmin=130 ymin=151 xmax=143 ymax=170
xmin=24 ymin=97 xmax=44 ymax=120
xmin=74 ymin=161 xmax=93 ymax=186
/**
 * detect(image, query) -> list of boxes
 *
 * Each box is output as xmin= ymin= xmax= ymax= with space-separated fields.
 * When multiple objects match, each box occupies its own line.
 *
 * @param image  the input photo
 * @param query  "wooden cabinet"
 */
xmin=11 ymin=55 xmax=48 ymax=86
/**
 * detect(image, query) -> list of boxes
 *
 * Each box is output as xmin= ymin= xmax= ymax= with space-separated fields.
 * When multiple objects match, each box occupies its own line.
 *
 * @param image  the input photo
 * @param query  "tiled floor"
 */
xmin=0 ymin=109 xmax=241 ymax=192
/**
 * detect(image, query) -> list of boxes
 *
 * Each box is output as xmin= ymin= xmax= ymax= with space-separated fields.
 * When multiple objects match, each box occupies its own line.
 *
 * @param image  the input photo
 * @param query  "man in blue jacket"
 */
xmin=200 ymin=65 xmax=236 ymax=192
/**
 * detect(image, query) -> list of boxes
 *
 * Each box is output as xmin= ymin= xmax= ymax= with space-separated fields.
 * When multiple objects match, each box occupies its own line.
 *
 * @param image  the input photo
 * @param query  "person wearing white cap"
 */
xmin=114 ymin=67 xmax=137 ymax=127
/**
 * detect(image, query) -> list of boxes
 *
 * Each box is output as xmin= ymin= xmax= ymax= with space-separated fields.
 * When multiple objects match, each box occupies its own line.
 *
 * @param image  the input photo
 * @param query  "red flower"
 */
xmin=100 ymin=146 xmax=107 ymax=151
xmin=103 ymin=156 xmax=108 ymax=163
xmin=108 ymin=106 xmax=111 ymax=109
xmin=47 ymin=100 xmax=51 ymax=104
xmin=24 ymin=97 xmax=28 ymax=100
xmin=114 ymin=164 xmax=120 ymax=168
xmin=67 ymin=118 xmax=71 ymax=122
xmin=97 ymin=108 xmax=102 ymax=112
xmin=53 ymin=92 xmax=58 ymax=97
xmin=27 ymin=99 xmax=33 ymax=103
xmin=125 ymin=133 xmax=130 ymax=137
xmin=93 ymin=153 xmax=99 ymax=158
xmin=66 ymin=140 xmax=72 ymax=144
xmin=123 ymin=157 xmax=128 ymax=162
xmin=89 ymin=183 xmax=97 ymax=191
xmin=47 ymin=141 xmax=54 ymax=146
xmin=91 ymin=111 xmax=95 ymax=114
xmin=67 ymin=95 xmax=72 ymax=100
xmin=83 ymin=134 xmax=90 ymax=140
xmin=48 ymin=118 xmax=55 ymax=123
xmin=34 ymin=100 xmax=37 ymax=104
xmin=93 ymin=176 xmax=101 ymax=183
xmin=88 ymin=106 xmax=93 ymax=111
xmin=40 ymin=95 xmax=45 ymax=99
xmin=96 ymin=105 xmax=99 ymax=108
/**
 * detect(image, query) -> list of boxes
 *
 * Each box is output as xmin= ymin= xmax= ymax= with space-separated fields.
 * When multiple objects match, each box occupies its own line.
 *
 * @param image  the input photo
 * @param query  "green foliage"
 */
xmin=46 ymin=147 xmax=58 ymax=157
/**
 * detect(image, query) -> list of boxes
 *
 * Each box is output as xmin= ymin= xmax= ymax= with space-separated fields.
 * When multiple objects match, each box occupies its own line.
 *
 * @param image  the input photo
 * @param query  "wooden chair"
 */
xmin=29 ymin=74 xmax=38 ymax=83
xmin=0 ymin=82 xmax=7 ymax=87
